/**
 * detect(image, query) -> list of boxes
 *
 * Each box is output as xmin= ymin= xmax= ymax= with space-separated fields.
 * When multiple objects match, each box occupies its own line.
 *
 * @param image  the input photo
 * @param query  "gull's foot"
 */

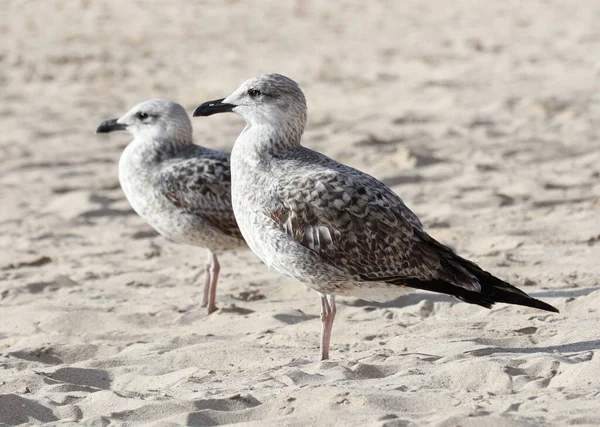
xmin=206 ymin=303 xmax=218 ymax=315
xmin=175 ymin=304 xmax=219 ymax=324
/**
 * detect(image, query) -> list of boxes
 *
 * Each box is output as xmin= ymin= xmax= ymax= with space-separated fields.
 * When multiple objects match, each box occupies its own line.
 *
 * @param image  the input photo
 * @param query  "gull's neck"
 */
xmin=236 ymin=120 xmax=304 ymax=158
xmin=130 ymin=133 xmax=193 ymax=164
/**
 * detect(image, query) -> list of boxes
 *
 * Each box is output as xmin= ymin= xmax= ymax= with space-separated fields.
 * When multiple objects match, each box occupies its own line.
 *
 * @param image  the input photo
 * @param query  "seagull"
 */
xmin=96 ymin=100 xmax=246 ymax=315
xmin=193 ymin=74 xmax=558 ymax=360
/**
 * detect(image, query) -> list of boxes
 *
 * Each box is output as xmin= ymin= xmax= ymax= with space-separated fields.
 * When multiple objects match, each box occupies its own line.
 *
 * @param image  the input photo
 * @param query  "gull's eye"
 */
xmin=248 ymin=89 xmax=261 ymax=98
xmin=136 ymin=112 xmax=149 ymax=120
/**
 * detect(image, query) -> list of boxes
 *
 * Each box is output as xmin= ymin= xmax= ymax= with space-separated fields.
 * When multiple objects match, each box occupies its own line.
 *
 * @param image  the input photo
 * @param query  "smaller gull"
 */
xmin=96 ymin=100 xmax=246 ymax=315
xmin=193 ymin=74 xmax=559 ymax=360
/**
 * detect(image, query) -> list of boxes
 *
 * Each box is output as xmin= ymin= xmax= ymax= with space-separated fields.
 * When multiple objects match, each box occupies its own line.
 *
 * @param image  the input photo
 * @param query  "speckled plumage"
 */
xmin=156 ymin=148 xmax=243 ymax=248
xmin=97 ymin=100 xmax=246 ymax=314
xmin=194 ymin=74 xmax=558 ymax=359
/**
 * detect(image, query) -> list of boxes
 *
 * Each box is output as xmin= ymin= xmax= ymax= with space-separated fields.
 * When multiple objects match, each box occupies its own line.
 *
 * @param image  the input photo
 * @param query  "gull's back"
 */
xmin=234 ymin=143 xmax=431 ymax=297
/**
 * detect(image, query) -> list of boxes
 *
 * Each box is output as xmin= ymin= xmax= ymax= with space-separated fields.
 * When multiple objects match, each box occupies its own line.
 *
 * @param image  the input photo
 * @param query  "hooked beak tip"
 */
xmin=193 ymin=98 xmax=235 ymax=117
xmin=96 ymin=119 xmax=127 ymax=134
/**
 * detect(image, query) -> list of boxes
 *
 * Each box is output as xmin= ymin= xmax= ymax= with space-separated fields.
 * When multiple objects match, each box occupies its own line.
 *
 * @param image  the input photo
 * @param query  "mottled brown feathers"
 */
xmin=267 ymin=151 xmax=556 ymax=313
xmin=160 ymin=150 xmax=243 ymax=240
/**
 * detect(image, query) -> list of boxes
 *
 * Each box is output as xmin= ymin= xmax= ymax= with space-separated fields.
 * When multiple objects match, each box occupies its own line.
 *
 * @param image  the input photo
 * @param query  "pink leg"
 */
xmin=200 ymin=251 xmax=212 ymax=308
xmin=205 ymin=251 xmax=220 ymax=315
xmin=319 ymin=294 xmax=336 ymax=361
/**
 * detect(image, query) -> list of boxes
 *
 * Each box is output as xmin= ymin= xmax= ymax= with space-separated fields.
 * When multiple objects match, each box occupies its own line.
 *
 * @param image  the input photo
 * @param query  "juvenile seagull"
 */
xmin=96 ymin=100 xmax=246 ymax=315
xmin=193 ymin=74 xmax=558 ymax=360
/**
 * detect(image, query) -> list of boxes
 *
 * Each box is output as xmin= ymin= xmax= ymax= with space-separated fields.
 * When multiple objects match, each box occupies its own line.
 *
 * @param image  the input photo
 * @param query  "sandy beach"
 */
xmin=1 ymin=0 xmax=599 ymax=425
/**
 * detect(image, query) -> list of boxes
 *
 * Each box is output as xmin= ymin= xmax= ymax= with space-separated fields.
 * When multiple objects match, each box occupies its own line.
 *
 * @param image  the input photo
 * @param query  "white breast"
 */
xmin=118 ymin=141 xmax=155 ymax=219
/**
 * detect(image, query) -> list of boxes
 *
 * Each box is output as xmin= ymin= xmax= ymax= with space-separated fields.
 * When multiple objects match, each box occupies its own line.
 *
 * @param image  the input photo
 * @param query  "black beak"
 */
xmin=96 ymin=119 xmax=127 ymax=134
xmin=193 ymin=98 xmax=235 ymax=117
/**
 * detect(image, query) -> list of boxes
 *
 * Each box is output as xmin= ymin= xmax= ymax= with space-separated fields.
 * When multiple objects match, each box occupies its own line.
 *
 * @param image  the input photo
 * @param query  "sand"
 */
xmin=1 ymin=0 xmax=599 ymax=425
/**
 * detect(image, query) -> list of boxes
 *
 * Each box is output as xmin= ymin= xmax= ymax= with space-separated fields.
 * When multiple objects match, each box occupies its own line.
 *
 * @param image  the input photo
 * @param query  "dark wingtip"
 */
xmin=468 ymin=269 xmax=560 ymax=313
xmin=531 ymin=300 xmax=559 ymax=313
xmin=387 ymin=276 xmax=560 ymax=313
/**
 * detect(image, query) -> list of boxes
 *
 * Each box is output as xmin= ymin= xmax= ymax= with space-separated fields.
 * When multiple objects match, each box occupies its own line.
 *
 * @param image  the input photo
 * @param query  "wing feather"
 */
xmin=270 ymin=168 xmax=480 ymax=292
xmin=159 ymin=154 xmax=243 ymax=240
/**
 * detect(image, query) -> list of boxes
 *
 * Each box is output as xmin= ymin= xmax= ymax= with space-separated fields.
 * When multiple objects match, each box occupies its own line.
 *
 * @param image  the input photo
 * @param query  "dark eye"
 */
xmin=136 ymin=112 xmax=149 ymax=120
xmin=248 ymin=89 xmax=261 ymax=98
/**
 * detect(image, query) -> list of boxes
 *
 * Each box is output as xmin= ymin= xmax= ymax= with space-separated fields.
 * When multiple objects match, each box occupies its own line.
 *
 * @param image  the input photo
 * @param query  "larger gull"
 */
xmin=193 ymin=74 xmax=558 ymax=360
xmin=96 ymin=100 xmax=246 ymax=315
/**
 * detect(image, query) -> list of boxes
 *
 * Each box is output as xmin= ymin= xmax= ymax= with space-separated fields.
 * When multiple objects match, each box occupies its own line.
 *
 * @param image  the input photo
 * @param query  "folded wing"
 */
xmin=270 ymin=167 xmax=557 ymax=313
xmin=160 ymin=155 xmax=243 ymax=240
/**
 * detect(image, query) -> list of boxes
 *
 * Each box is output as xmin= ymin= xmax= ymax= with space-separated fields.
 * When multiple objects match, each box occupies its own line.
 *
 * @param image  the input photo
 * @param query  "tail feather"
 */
xmin=374 ymin=230 xmax=558 ymax=313
xmin=467 ymin=267 xmax=558 ymax=313
xmin=389 ymin=268 xmax=558 ymax=313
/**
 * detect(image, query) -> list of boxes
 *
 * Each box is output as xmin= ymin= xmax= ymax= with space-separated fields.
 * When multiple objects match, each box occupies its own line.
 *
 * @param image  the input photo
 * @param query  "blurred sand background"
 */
xmin=1 ymin=0 xmax=600 ymax=425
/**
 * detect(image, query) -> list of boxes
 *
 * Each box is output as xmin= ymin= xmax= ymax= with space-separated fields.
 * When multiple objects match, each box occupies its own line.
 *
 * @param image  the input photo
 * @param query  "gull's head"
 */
xmin=193 ymin=74 xmax=307 ymax=134
xmin=96 ymin=100 xmax=192 ymax=143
